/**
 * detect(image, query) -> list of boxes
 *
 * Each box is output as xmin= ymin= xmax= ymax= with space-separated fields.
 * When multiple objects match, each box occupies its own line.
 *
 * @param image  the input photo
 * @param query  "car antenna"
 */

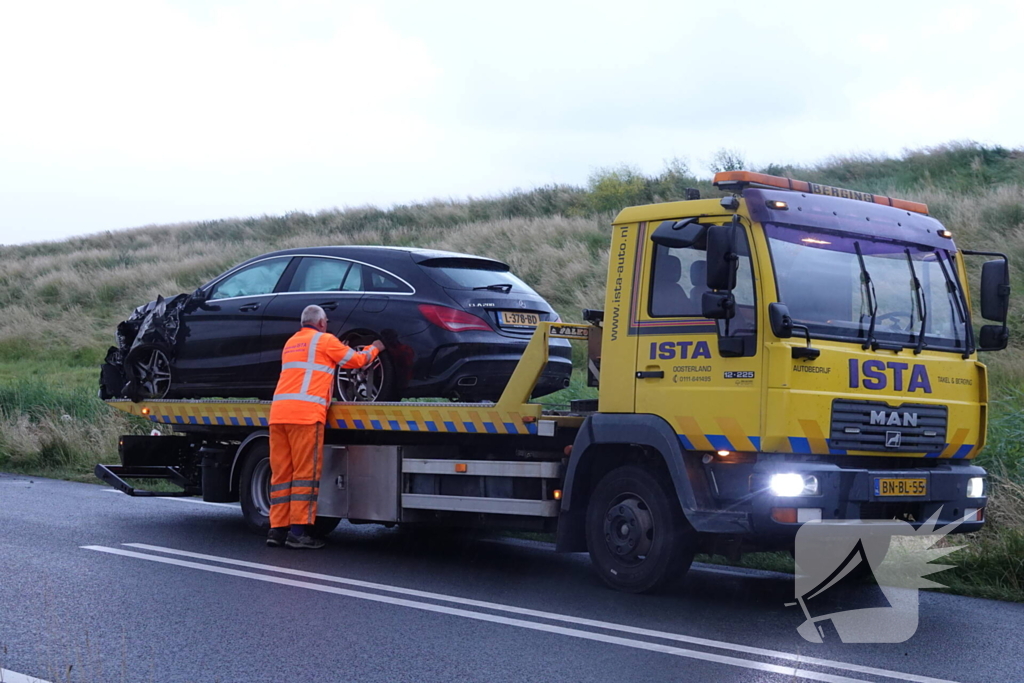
xmin=853 ymin=241 xmax=878 ymax=350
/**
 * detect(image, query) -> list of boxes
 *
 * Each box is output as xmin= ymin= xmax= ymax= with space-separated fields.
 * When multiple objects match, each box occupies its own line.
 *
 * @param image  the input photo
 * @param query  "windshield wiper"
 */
xmin=473 ymin=283 xmax=513 ymax=293
xmin=854 ymin=241 xmax=879 ymax=350
xmin=904 ymin=248 xmax=928 ymax=354
xmin=935 ymin=251 xmax=973 ymax=357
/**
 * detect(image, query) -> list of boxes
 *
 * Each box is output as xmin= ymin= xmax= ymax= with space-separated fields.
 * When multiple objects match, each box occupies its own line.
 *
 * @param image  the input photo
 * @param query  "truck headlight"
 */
xmin=768 ymin=473 xmax=819 ymax=497
xmin=967 ymin=477 xmax=985 ymax=498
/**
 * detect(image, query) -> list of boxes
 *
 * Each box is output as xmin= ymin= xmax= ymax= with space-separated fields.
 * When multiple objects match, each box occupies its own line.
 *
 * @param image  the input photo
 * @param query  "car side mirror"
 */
xmin=650 ymin=217 xmax=707 ymax=249
xmin=705 ymin=222 xmax=738 ymax=291
xmin=980 ymin=259 xmax=1010 ymax=322
xmin=191 ymin=287 xmax=209 ymax=303
xmin=702 ymin=291 xmax=735 ymax=319
xmin=979 ymin=324 xmax=1009 ymax=351
xmin=768 ymin=302 xmax=793 ymax=338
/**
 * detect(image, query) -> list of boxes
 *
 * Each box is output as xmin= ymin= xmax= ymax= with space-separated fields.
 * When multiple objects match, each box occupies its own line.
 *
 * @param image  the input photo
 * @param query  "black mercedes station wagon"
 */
xmin=101 ymin=247 xmax=572 ymax=403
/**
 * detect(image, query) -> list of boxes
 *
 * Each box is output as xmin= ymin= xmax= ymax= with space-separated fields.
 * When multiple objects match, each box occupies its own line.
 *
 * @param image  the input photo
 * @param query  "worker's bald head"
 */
xmin=301 ymin=305 xmax=327 ymax=329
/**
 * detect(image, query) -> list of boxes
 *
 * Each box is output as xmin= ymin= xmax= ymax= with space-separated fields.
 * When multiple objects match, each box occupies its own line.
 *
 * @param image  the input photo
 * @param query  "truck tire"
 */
xmin=237 ymin=440 xmax=342 ymax=538
xmin=585 ymin=465 xmax=697 ymax=593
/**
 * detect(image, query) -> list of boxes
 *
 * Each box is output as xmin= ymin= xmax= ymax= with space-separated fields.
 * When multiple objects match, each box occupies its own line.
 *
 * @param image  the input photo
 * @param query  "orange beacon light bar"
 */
xmin=713 ymin=171 xmax=929 ymax=215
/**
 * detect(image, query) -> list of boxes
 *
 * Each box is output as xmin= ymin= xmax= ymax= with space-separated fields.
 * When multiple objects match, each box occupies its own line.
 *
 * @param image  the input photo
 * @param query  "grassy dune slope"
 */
xmin=1 ymin=142 xmax=1022 ymax=599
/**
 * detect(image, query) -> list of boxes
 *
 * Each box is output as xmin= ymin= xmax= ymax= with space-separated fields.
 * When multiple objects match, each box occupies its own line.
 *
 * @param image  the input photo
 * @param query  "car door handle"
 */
xmin=636 ymin=370 xmax=664 ymax=379
xmin=319 ymin=302 xmax=338 ymax=311
xmin=239 ymin=303 xmax=260 ymax=312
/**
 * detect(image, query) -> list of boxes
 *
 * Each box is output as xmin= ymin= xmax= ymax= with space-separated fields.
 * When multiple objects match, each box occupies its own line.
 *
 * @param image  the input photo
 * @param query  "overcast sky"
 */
xmin=1 ymin=0 xmax=1022 ymax=245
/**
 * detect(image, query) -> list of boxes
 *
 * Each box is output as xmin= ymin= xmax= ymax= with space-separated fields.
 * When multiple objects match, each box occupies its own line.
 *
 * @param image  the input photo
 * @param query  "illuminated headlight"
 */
xmin=967 ymin=477 xmax=985 ymax=498
xmin=769 ymin=473 xmax=820 ymax=497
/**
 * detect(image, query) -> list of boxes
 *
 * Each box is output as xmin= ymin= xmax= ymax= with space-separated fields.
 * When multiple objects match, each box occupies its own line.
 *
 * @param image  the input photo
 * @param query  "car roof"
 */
xmin=237 ymin=245 xmax=509 ymax=269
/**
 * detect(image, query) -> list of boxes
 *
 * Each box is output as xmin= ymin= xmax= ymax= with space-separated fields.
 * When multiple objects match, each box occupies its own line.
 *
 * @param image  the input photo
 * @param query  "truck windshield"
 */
xmin=765 ymin=223 xmax=969 ymax=351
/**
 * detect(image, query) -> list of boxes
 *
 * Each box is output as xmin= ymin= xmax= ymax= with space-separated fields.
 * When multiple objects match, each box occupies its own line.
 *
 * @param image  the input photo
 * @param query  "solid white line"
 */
xmin=123 ymin=543 xmax=956 ymax=683
xmin=99 ymin=489 xmax=237 ymax=508
xmin=0 ymin=668 xmax=51 ymax=683
xmin=83 ymin=545 xmax=861 ymax=683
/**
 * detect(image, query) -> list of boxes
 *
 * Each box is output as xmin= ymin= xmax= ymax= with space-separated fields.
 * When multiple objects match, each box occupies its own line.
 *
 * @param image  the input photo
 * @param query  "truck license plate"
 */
xmin=500 ymin=311 xmax=540 ymax=327
xmin=874 ymin=478 xmax=927 ymax=497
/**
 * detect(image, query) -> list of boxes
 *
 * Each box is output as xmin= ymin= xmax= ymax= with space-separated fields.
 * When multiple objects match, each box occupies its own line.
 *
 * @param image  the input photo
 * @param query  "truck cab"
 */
xmin=574 ymin=172 xmax=1008 ymax=559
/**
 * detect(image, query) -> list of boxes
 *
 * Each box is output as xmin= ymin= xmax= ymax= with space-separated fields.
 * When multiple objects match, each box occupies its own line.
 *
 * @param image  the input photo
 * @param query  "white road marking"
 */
xmin=99 ymin=489 xmax=237 ymax=508
xmin=123 ymin=542 xmax=956 ymax=683
xmin=85 ymin=545 xmax=945 ymax=683
xmin=0 ymin=669 xmax=50 ymax=683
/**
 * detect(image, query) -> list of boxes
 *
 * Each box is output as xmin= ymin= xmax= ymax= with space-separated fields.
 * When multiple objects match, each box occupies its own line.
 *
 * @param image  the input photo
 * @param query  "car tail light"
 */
xmin=418 ymin=304 xmax=492 ymax=332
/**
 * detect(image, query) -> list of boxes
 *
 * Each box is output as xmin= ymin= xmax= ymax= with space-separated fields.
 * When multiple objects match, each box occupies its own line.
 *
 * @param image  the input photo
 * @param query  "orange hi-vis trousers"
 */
xmin=269 ymin=422 xmax=325 ymax=528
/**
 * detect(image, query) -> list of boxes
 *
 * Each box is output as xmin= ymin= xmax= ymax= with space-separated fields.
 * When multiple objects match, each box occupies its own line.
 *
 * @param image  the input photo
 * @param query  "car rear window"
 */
xmin=420 ymin=259 xmax=537 ymax=295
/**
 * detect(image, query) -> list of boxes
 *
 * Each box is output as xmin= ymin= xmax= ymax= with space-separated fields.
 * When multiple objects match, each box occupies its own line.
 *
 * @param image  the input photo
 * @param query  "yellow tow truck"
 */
xmin=99 ymin=171 xmax=1011 ymax=593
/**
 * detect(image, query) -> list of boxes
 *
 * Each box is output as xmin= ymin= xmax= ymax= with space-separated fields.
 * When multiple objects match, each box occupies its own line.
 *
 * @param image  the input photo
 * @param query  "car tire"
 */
xmin=335 ymin=346 xmax=399 ymax=402
xmin=124 ymin=345 xmax=173 ymax=400
xmin=585 ymin=464 xmax=697 ymax=593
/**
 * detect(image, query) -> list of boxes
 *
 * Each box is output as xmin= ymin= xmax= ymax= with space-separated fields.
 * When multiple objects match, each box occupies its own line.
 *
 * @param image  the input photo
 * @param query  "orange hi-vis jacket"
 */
xmin=269 ymin=327 xmax=380 ymax=425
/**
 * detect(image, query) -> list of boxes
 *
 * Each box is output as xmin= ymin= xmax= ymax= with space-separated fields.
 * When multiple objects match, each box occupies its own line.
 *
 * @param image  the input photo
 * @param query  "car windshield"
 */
xmin=421 ymin=261 xmax=538 ymax=295
xmin=765 ymin=223 xmax=969 ymax=351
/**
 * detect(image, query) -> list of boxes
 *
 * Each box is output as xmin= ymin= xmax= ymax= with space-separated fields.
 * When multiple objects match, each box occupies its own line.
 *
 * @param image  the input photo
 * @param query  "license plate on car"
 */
xmin=500 ymin=311 xmax=540 ymax=327
xmin=874 ymin=478 xmax=927 ymax=497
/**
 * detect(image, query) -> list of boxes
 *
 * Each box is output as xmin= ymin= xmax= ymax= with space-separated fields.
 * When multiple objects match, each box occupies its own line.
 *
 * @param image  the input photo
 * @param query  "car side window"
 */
xmin=290 ymin=257 xmax=352 ymax=292
xmin=210 ymin=258 xmax=289 ymax=300
xmin=365 ymin=267 xmax=412 ymax=293
xmin=341 ymin=263 xmax=363 ymax=291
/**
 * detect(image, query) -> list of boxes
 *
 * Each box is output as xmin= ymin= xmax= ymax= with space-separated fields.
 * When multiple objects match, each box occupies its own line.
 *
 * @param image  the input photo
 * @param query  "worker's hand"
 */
xmin=371 ymin=340 xmax=386 ymax=353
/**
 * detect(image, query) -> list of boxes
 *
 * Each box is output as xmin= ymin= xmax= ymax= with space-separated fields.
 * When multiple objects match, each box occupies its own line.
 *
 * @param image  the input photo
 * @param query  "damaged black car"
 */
xmin=100 ymin=247 xmax=573 ymax=403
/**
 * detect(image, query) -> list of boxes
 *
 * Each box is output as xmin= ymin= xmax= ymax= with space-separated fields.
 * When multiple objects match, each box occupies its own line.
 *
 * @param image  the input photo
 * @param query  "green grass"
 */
xmin=2 ymin=141 xmax=1023 ymax=601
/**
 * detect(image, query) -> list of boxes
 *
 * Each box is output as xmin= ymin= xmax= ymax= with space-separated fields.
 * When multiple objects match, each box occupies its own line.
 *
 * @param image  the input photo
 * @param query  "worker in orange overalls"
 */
xmin=267 ymin=304 xmax=384 ymax=549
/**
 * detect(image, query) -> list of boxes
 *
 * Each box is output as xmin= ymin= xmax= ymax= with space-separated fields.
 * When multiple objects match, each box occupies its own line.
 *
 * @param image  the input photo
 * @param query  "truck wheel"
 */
xmin=238 ymin=440 xmax=341 ymax=537
xmin=239 ymin=441 xmax=272 ymax=534
xmin=585 ymin=465 xmax=696 ymax=593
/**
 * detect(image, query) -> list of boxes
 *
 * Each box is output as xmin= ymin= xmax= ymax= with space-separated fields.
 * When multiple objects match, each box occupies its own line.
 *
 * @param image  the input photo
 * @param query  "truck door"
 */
xmin=633 ymin=219 xmax=763 ymax=455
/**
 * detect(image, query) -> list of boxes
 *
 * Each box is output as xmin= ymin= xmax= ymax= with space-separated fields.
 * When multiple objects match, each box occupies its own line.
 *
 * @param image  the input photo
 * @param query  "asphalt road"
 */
xmin=1 ymin=473 xmax=1021 ymax=683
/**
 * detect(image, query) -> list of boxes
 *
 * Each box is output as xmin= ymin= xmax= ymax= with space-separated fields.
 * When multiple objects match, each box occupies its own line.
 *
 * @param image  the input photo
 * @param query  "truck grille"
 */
xmin=829 ymin=399 xmax=947 ymax=453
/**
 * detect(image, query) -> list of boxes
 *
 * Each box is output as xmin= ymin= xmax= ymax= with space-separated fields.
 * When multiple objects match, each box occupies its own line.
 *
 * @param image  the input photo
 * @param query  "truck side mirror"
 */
xmin=650 ymin=218 xmax=706 ymax=249
xmin=979 ymin=324 xmax=1009 ymax=351
xmin=980 ymin=259 xmax=1010 ymax=322
xmin=702 ymin=291 xmax=735 ymax=319
xmin=705 ymin=223 xmax=738 ymax=291
xmin=768 ymin=302 xmax=793 ymax=338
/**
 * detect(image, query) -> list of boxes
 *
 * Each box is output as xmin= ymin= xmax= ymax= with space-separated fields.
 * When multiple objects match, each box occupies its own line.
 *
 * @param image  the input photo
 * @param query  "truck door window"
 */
xmin=650 ymin=246 xmax=707 ymax=317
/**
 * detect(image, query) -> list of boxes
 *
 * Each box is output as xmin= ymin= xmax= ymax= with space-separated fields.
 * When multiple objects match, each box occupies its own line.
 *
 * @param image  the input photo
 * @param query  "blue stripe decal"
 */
xmin=526 ymin=423 xmax=538 ymax=435
xmin=336 ymin=419 xmax=348 ymax=429
xmin=244 ymin=417 xmax=254 ymax=427
xmin=427 ymin=421 xmax=438 ymax=432
xmin=954 ymin=444 xmax=973 ymax=459
xmin=175 ymin=415 xmax=184 ymax=424
xmin=678 ymin=434 xmax=695 ymax=451
xmin=201 ymin=416 xmax=210 ymax=425
xmin=749 ymin=436 xmax=761 ymax=451
xmin=829 ymin=447 xmax=848 ymax=455
xmin=406 ymin=421 xmax=420 ymax=431
xmin=706 ymin=434 xmax=734 ymax=452
xmin=354 ymin=419 xmax=365 ymax=429
xmin=188 ymin=416 xmax=197 ymax=425
xmin=789 ymin=437 xmax=812 ymax=454
xmin=230 ymin=417 xmax=239 ymax=426
xmin=161 ymin=415 xmax=169 ymax=423
xmin=504 ymin=422 xmax=518 ymax=434
xmin=389 ymin=420 xmax=401 ymax=430
xmin=259 ymin=418 xmax=268 ymax=427
xmin=216 ymin=416 xmax=225 ymax=426
xmin=925 ymin=449 xmax=942 ymax=458
xmin=484 ymin=422 xmax=498 ymax=434
xmin=444 ymin=421 xmax=457 ymax=432
xmin=463 ymin=422 xmax=478 ymax=433
xmin=371 ymin=420 xmax=382 ymax=430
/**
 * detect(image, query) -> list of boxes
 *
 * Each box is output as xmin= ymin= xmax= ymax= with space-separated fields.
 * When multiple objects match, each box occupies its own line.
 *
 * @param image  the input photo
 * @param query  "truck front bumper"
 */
xmin=709 ymin=458 xmax=987 ymax=539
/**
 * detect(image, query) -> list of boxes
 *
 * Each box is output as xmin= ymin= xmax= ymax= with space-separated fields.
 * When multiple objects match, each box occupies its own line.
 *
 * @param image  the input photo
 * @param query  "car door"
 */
xmin=258 ymin=256 xmax=364 ymax=381
xmin=175 ymin=256 xmax=292 ymax=388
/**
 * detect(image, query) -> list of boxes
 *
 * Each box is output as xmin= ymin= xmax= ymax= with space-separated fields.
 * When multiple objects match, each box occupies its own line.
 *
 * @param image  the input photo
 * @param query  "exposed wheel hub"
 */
xmin=603 ymin=495 xmax=653 ymax=565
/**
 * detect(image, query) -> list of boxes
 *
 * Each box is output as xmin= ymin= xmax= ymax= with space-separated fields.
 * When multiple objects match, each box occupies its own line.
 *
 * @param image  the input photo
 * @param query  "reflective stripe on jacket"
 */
xmin=269 ymin=326 xmax=379 ymax=425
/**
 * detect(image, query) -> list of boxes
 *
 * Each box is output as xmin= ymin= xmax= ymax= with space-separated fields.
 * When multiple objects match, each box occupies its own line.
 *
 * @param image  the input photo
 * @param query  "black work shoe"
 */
xmin=286 ymin=533 xmax=326 ymax=550
xmin=267 ymin=528 xmax=288 ymax=548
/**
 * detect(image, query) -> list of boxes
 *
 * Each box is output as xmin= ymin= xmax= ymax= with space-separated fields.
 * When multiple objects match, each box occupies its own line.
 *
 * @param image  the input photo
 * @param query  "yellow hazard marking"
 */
xmin=941 ymin=428 xmax=970 ymax=458
xmin=676 ymin=416 xmax=713 ymax=451
xmin=714 ymin=417 xmax=757 ymax=452
xmin=798 ymin=419 xmax=830 ymax=455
